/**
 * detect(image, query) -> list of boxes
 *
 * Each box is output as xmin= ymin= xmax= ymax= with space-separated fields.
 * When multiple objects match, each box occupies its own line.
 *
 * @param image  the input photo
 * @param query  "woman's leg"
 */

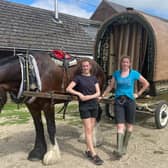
xmin=114 ymin=100 xmax=126 ymax=158
xmin=114 ymin=123 xmax=125 ymax=157
xmin=82 ymin=117 xmax=96 ymax=156
xmin=123 ymin=99 xmax=136 ymax=154
xmin=122 ymin=123 xmax=133 ymax=154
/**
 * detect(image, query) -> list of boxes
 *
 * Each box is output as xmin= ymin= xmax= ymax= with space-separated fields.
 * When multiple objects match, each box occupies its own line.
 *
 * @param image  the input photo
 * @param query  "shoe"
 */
xmin=84 ymin=150 xmax=92 ymax=159
xmin=92 ymin=155 xmax=104 ymax=165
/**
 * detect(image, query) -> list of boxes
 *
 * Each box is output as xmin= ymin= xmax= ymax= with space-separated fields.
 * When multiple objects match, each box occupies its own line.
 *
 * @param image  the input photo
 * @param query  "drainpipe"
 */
xmin=54 ymin=0 xmax=58 ymax=20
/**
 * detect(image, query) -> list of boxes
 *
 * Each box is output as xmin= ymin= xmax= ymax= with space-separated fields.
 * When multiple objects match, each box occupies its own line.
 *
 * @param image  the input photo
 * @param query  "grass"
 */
xmin=55 ymin=102 xmax=82 ymax=126
xmin=0 ymin=103 xmax=30 ymax=125
xmin=0 ymin=101 xmax=81 ymax=126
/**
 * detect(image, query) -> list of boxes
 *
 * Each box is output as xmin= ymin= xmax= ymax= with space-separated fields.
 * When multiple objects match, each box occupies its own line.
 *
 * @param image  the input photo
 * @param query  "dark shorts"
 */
xmin=114 ymin=96 xmax=136 ymax=124
xmin=79 ymin=101 xmax=98 ymax=119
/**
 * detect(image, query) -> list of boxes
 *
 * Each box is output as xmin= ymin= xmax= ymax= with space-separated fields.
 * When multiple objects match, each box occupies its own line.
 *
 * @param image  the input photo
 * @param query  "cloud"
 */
xmin=30 ymin=0 xmax=168 ymax=19
xmin=31 ymin=0 xmax=94 ymax=18
xmin=59 ymin=1 xmax=92 ymax=18
xmin=31 ymin=0 xmax=53 ymax=10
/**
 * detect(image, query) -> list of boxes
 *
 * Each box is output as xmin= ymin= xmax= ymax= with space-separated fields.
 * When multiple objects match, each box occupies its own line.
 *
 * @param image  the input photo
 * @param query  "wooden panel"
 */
xmin=118 ymin=24 xmax=124 ymax=68
xmin=122 ymin=24 xmax=130 ymax=55
xmin=129 ymin=23 xmax=137 ymax=66
xmin=139 ymin=29 xmax=148 ymax=72
xmin=23 ymin=91 xmax=77 ymax=100
xmin=108 ymin=31 xmax=115 ymax=75
xmin=134 ymin=24 xmax=142 ymax=70
xmin=113 ymin=25 xmax=120 ymax=68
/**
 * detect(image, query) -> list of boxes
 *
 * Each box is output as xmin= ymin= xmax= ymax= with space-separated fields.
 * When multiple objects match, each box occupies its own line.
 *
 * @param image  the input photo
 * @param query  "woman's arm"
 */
xmin=79 ymin=83 xmax=101 ymax=101
xmin=66 ymin=81 xmax=83 ymax=97
xmin=101 ymin=77 xmax=115 ymax=97
xmin=134 ymin=75 xmax=150 ymax=98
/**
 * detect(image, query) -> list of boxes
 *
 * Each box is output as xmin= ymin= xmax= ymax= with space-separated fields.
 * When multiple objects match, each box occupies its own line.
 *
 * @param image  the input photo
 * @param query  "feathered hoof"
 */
xmin=43 ymin=149 xmax=61 ymax=165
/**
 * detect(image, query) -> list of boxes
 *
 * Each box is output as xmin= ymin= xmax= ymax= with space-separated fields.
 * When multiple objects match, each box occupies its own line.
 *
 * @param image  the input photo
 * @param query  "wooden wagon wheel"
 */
xmin=155 ymin=100 xmax=168 ymax=129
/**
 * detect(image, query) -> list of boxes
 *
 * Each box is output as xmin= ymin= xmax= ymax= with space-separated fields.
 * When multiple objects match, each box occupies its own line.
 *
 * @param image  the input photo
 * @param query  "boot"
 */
xmin=122 ymin=130 xmax=132 ymax=155
xmin=113 ymin=133 xmax=124 ymax=158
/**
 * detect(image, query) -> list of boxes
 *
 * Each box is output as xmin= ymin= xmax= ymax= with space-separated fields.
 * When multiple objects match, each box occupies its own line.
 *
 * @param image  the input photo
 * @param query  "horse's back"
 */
xmin=30 ymin=52 xmax=105 ymax=93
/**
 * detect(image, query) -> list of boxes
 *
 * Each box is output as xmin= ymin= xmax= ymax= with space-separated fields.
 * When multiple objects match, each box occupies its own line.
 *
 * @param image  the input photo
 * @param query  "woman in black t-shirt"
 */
xmin=66 ymin=58 xmax=104 ymax=165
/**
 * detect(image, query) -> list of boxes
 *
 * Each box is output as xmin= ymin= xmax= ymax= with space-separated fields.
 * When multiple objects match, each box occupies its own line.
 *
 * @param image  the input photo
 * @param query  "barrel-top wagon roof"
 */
xmin=91 ymin=0 xmax=168 ymax=23
xmin=0 ymin=0 xmax=101 ymax=55
xmin=95 ymin=9 xmax=168 ymax=82
xmin=93 ymin=8 xmax=168 ymax=96
xmin=140 ymin=12 xmax=168 ymax=81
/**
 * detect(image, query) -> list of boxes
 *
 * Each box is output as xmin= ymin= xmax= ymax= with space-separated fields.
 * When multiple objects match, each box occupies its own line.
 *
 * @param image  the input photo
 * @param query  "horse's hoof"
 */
xmin=43 ymin=150 xmax=61 ymax=165
xmin=28 ymin=150 xmax=45 ymax=161
xmin=28 ymin=157 xmax=41 ymax=161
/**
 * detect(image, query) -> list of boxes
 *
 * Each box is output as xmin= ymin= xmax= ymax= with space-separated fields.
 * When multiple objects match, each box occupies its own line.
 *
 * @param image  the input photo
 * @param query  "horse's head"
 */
xmin=0 ymin=88 xmax=7 ymax=112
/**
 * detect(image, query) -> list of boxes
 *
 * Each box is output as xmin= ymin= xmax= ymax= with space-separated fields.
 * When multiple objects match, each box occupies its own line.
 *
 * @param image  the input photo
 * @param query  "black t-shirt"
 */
xmin=73 ymin=75 xmax=98 ymax=104
xmin=73 ymin=75 xmax=98 ymax=95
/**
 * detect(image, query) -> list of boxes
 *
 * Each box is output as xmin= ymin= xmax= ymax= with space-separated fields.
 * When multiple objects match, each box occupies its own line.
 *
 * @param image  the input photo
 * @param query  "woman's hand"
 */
xmin=78 ymin=94 xmax=91 ymax=101
xmin=98 ymin=96 xmax=103 ymax=101
xmin=134 ymin=93 xmax=138 ymax=99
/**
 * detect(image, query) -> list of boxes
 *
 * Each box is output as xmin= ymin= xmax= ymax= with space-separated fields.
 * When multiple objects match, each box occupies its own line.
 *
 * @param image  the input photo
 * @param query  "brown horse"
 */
xmin=0 ymin=51 xmax=105 ymax=165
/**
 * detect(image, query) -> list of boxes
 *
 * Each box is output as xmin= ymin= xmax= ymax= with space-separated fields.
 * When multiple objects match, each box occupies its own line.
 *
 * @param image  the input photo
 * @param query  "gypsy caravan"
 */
xmin=94 ymin=9 xmax=168 ymax=128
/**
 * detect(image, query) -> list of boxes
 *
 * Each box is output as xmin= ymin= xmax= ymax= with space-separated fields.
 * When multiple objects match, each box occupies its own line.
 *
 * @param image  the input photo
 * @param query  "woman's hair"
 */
xmin=120 ymin=55 xmax=132 ymax=69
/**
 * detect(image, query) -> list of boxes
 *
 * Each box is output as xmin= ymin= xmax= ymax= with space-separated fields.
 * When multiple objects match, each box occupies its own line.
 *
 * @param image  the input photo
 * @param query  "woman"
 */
xmin=101 ymin=55 xmax=149 ymax=158
xmin=66 ymin=58 xmax=104 ymax=165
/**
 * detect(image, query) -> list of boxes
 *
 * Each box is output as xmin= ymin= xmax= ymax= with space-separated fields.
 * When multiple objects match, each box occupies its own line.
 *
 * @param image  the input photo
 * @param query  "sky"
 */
xmin=7 ymin=0 xmax=168 ymax=20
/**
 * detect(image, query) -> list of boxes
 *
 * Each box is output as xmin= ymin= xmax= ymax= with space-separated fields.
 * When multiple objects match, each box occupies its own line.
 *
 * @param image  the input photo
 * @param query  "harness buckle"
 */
xmin=118 ymin=96 xmax=127 ymax=105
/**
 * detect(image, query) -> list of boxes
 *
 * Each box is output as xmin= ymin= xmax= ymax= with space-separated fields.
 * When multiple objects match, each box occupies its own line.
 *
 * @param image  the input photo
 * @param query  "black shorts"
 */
xmin=114 ymin=96 xmax=136 ymax=124
xmin=79 ymin=101 xmax=98 ymax=119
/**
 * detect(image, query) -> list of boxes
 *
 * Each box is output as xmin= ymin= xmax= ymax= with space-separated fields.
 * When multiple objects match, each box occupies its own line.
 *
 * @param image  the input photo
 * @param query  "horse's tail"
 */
xmin=96 ymin=103 xmax=102 ymax=123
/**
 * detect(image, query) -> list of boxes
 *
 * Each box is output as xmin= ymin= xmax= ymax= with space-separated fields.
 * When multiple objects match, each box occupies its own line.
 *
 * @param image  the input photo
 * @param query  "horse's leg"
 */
xmin=27 ymin=105 xmax=47 ymax=161
xmin=42 ymin=103 xmax=61 ymax=165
